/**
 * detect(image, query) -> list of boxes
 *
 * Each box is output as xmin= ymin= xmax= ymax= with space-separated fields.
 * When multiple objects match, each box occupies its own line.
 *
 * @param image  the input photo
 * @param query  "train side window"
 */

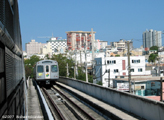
xmin=37 ymin=66 xmax=43 ymax=72
xmin=46 ymin=66 xmax=49 ymax=72
xmin=51 ymin=65 xmax=58 ymax=72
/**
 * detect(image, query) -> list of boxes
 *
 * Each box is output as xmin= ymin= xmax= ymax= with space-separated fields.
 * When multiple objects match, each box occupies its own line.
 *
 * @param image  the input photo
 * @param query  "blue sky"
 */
xmin=18 ymin=0 xmax=164 ymax=51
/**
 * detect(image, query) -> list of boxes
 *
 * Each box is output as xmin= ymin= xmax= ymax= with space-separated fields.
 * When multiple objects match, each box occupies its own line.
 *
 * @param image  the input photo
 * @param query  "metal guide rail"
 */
xmin=52 ymin=86 xmax=96 ymax=120
xmin=42 ymin=87 xmax=65 ymax=120
xmin=40 ymin=85 xmax=106 ymax=120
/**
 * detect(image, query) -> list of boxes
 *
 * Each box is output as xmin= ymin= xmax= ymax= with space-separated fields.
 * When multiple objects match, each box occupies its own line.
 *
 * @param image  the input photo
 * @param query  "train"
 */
xmin=0 ymin=0 xmax=26 ymax=118
xmin=33 ymin=60 xmax=59 ymax=84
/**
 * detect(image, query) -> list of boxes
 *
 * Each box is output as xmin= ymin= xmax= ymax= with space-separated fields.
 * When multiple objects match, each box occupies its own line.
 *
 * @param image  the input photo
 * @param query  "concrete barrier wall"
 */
xmin=58 ymin=77 xmax=164 ymax=120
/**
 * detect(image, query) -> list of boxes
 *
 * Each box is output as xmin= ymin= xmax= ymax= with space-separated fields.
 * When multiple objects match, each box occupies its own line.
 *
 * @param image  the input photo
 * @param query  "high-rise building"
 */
xmin=46 ymin=37 xmax=67 ymax=54
xmin=66 ymin=31 xmax=96 ymax=50
xmin=26 ymin=39 xmax=46 ymax=55
xmin=143 ymin=29 xmax=162 ymax=49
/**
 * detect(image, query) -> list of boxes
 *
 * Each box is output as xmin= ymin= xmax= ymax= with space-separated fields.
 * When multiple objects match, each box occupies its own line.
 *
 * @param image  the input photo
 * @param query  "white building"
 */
xmin=46 ymin=37 xmax=67 ymax=54
xmin=26 ymin=39 xmax=46 ymax=55
xmin=143 ymin=29 xmax=162 ymax=48
xmin=94 ymin=56 xmax=151 ymax=87
xmin=71 ymin=51 xmax=105 ymax=67
xmin=40 ymin=42 xmax=52 ymax=57
xmin=95 ymin=39 xmax=108 ymax=50
xmin=110 ymin=39 xmax=133 ymax=51
xmin=26 ymin=54 xmax=45 ymax=59
xmin=23 ymin=51 xmax=27 ymax=56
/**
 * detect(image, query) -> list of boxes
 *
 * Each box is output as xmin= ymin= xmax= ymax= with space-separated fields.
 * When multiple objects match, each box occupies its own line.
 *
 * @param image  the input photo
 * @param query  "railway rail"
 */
xmin=41 ymin=85 xmax=106 ymax=120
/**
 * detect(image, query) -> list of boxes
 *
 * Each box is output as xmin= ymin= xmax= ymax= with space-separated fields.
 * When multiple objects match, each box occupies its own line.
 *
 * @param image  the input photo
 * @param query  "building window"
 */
xmin=130 ymin=69 xmax=134 ymax=72
xmin=132 ymin=60 xmax=140 ymax=63
xmin=114 ymin=69 xmax=119 ymax=73
xmin=138 ymin=68 xmax=142 ymax=72
xmin=105 ymin=78 xmax=109 ymax=81
xmin=141 ymin=86 xmax=144 ymax=89
xmin=105 ymin=70 xmax=108 ymax=73
xmin=120 ymin=76 xmax=124 ymax=78
xmin=151 ymin=82 xmax=155 ymax=87
xmin=107 ymin=60 xmax=116 ymax=64
xmin=112 ymin=60 xmax=116 ymax=64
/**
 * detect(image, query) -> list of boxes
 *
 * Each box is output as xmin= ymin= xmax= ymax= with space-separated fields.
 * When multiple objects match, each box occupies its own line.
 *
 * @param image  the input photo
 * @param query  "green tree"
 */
xmin=88 ymin=74 xmax=93 ymax=83
xmin=51 ymin=53 xmax=94 ymax=83
xmin=150 ymin=46 xmax=158 ymax=52
xmin=76 ymin=67 xmax=86 ymax=81
xmin=148 ymin=53 xmax=158 ymax=63
xmin=51 ymin=54 xmax=75 ymax=77
xmin=115 ymin=54 xmax=120 ymax=57
xmin=76 ymin=67 xmax=93 ymax=83
xmin=29 ymin=55 xmax=40 ymax=67
xmin=96 ymin=81 xmax=102 ymax=85
xmin=45 ymin=54 xmax=50 ymax=59
xmin=24 ymin=55 xmax=40 ymax=78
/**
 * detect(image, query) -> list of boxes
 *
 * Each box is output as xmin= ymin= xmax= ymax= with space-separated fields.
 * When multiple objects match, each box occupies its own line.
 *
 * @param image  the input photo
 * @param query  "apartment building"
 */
xmin=71 ymin=52 xmax=105 ymax=66
xmin=110 ymin=39 xmax=133 ymax=51
xmin=143 ymin=29 xmax=162 ymax=49
xmin=46 ymin=37 xmax=67 ymax=54
xmin=95 ymin=39 xmax=108 ymax=50
xmin=40 ymin=42 xmax=52 ymax=56
xmin=26 ymin=39 xmax=46 ymax=55
xmin=94 ymin=56 xmax=151 ymax=87
xmin=66 ymin=31 xmax=96 ymax=50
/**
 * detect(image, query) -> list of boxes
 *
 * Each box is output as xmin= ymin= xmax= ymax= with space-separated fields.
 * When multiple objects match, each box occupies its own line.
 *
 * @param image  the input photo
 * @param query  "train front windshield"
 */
xmin=37 ymin=66 xmax=43 ymax=72
xmin=51 ymin=65 xmax=58 ymax=72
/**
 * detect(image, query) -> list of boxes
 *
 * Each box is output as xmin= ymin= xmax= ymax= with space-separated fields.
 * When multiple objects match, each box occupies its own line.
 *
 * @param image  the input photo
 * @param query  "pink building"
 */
xmin=66 ymin=31 xmax=96 ymax=50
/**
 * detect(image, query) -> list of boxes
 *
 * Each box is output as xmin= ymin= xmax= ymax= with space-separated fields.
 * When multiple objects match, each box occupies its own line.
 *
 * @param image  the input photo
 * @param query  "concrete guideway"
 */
xmin=27 ymin=79 xmax=55 ymax=120
xmin=58 ymin=77 xmax=164 ymax=120
xmin=56 ymin=82 xmax=139 ymax=120
xmin=27 ymin=79 xmax=44 ymax=119
xmin=52 ymin=85 xmax=105 ymax=120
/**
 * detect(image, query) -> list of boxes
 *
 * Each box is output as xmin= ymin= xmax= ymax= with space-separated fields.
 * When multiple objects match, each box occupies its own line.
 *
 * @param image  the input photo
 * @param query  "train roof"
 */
xmin=36 ymin=60 xmax=58 ymax=65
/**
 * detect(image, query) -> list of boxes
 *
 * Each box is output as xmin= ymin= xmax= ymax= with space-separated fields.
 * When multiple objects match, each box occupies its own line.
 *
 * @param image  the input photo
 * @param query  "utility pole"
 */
xmin=158 ymin=57 xmax=160 ymax=76
xmin=108 ymin=69 xmax=110 ymax=87
xmin=128 ymin=41 xmax=131 ymax=93
xmin=74 ymin=63 xmax=76 ymax=79
xmin=80 ymin=50 xmax=82 ymax=67
xmin=100 ymin=67 xmax=102 ymax=84
xmin=91 ymin=28 xmax=95 ymax=76
xmin=66 ymin=63 xmax=69 ymax=77
xmin=133 ymin=79 xmax=135 ymax=94
xmin=84 ymin=36 xmax=88 ymax=82
xmin=160 ymin=77 xmax=163 ymax=102
xmin=74 ymin=49 xmax=77 ymax=79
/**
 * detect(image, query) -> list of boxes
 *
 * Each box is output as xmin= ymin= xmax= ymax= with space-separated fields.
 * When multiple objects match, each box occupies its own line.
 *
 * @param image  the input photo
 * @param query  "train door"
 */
xmin=45 ymin=65 xmax=50 ymax=84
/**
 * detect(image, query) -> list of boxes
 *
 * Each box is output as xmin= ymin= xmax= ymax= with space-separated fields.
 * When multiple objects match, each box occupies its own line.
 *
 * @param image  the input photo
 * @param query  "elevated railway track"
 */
xmin=41 ymin=84 xmax=106 ymax=120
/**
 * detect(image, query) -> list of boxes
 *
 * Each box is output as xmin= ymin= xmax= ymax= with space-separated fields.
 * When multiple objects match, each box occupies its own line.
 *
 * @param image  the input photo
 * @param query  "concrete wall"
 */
xmin=58 ymin=77 xmax=164 ymax=120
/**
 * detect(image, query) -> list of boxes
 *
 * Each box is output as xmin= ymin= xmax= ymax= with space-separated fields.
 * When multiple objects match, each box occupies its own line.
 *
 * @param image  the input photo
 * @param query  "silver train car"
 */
xmin=34 ymin=60 xmax=59 ymax=84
